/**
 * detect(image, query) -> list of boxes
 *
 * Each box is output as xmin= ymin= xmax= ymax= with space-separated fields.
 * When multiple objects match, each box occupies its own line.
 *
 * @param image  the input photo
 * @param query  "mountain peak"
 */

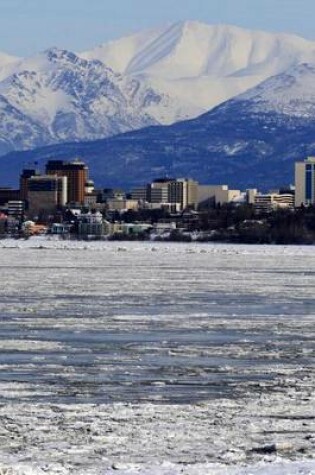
xmin=81 ymin=21 xmax=315 ymax=81
xmin=1 ymin=22 xmax=315 ymax=162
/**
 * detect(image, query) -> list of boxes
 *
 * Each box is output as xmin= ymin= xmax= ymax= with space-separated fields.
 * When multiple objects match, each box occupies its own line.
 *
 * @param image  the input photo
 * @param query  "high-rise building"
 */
xmin=149 ymin=178 xmax=199 ymax=210
xmin=295 ymin=157 xmax=315 ymax=207
xmin=150 ymin=179 xmax=172 ymax=204
xmin=19 ymin=168 xmax=40 ymax=204
xmin=130 ymin=185 xmax=151 ymax=202
xmin=28 ymin=175 xmax=67 ymax=216
xmin=168 ymin=178 xmax=198 ymax=210
xmin=46 ymin=159 xmax=88 ymax=204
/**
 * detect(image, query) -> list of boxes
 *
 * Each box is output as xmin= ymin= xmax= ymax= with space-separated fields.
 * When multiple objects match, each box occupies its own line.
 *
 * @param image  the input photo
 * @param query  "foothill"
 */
xmin=0 ymin=156 xmax=315 ymax=244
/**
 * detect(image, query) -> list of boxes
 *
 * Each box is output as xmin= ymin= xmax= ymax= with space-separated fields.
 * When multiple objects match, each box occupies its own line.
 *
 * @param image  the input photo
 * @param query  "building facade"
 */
xmin=295 ymin=157 xmax=315 ymax=207
xmin=28 ymin=175 xmax=67 ymax=216
xmin=19 ymin=169 xmax=40 ymax=203
xmin=132 ymin=178 xmax=199 ymax=211
xmin=77 ymin=212 xmax=105 ymax=237
xmin=254 ymin=193 xmax=294 ymax=213
xmin=7 ymin=201 xmax=25 ymax=219
xmin=46 ymin=159 xmax=88 ymax=204
xmin=197 ymin=185 xmax=241 ymax=207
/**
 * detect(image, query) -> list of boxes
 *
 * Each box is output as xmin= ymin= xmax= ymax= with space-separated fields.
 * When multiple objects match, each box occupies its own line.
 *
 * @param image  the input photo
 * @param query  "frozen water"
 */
xmin=0 ymin=240 xmax=314 ymax=474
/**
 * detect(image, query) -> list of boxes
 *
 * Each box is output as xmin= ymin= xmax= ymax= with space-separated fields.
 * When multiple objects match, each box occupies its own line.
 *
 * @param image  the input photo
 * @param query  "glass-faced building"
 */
xmin=295 ymin=157 xmax=315 ymax=207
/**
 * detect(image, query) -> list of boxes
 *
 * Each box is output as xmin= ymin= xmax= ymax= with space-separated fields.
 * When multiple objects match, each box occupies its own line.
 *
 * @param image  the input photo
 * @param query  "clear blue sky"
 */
xmin=1 ymin=0 xmax=315 ymax=57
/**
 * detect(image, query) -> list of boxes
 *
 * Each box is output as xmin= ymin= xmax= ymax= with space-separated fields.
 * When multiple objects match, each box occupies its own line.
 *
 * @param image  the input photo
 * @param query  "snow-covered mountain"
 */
xmin=234 ymin=62 xmax=315 ymax=118
xmin=81 ymin=21 xmax=315 ymax=112
xmin=0 ymin=47 xmax=192 ymax=154
xmin=3 ymin=61 xmax=315 ymax=190
xmin=1 ymin=21 xmax=315 ymax=157
xmin=0 ymin=52 xmax=19 ymax=81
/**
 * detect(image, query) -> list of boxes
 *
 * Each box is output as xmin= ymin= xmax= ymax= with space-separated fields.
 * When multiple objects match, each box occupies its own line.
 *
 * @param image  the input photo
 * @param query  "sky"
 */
xmin=1 ymin=0 xmax=315 ymax=57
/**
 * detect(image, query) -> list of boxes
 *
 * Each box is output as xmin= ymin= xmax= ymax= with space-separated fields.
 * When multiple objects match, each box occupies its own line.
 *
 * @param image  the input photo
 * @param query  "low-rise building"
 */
xmin=84 ymin=192 xmax=99 ymax=207
xmin=22 ymin=221 xmax=47 ymax=236
xmin=0 ymin=188 xmax=20 ymax=206
xmin=106 ymin=198 xmax=139 ymax=212
xmin=77 ymin=212 xmax=106 ymax=237
xmin=254 ymin=193 xmax=294 ymax=213
xmin=105 ymin=221 xmax=152 ymax=236
xmin=7 ymin=200 xmax=24 ymax=220
xmin=50 ymin=223 xmax=72 ymax=235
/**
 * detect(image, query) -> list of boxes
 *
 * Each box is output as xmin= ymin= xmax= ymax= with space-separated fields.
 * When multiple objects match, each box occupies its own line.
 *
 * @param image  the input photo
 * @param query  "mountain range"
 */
xmin=2 ymin=62 xmax=315 ymax=190
xmin=1 ymin=21 xmax=315 ymax=189
xmin=1 ymin=21 xmax=315 ymax=156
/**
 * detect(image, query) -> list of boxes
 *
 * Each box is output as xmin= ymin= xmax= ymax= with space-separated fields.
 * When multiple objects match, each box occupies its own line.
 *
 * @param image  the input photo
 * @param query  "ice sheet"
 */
xmin=0 ymin=240 xmax=314 ymax=474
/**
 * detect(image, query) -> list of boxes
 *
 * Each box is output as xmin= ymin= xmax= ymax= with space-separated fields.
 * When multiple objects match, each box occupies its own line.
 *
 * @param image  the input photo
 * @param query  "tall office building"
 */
xmin=20 ymin=168 xmax=40 ymax=203
xmin=295 ymin=157 xmax=315 ymax=207
xmin=28 ymin=175 xmax=67 ymax=216
xmin=150 ymin=179 xmax=172 ymax=204
xmin=46 ymin=159 xmax=88 ymax=204
xmin=168 ymin=178 xmax=198 ymax=210
xmin=150 ymin=178 xmax=199 ymax=210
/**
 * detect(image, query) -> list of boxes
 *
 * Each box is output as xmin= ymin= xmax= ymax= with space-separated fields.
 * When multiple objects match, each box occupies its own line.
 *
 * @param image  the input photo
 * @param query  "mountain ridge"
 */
xmin=2 ymin=61 xmax=315 ymax=191
xmin=1 ymin=21 xmax=315 ymax=162
xmin=0 ymin=47 xmax=186 ymax=152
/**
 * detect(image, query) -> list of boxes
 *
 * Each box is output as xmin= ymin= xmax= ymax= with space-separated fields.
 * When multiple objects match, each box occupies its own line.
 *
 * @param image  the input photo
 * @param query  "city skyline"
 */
xmin=1 ymin=0 xmax=315 ymax=57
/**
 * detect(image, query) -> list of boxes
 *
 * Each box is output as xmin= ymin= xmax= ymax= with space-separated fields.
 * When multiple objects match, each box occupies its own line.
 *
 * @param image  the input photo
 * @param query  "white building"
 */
xmin=197 ymin=185 xmax=241 ymax=207
xmin=78 ymin=212 xmax=105 ymax=236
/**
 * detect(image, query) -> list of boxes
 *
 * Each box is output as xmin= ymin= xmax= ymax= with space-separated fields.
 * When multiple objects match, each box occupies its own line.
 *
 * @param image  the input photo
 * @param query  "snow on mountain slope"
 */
xmin=1 ymin=22 xmax=315 ymax=157
xmin=0 ymin=94 xmax=49 ymax=156
xmin=7 ymin=60 xmax=315 ymax=190
xmin=81 ymin=21 xmax=315 ymax=111
xmin=0 ymin=52 xmax=19 ymax=69
xmin=80 ymin=25 xmax=168 ymax=74
xmin=0 ymin=52 xmax=20 ymax=81
xmin=235 ymin=62 xmax=315 ymax=118
xmin=0 ymin=47 xmax=187 ymax=151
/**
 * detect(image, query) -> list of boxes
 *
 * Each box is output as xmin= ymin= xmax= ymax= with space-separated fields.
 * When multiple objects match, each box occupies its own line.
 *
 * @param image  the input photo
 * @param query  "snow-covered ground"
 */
xmin=0 ymin=240 xmax=314 ymax=474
